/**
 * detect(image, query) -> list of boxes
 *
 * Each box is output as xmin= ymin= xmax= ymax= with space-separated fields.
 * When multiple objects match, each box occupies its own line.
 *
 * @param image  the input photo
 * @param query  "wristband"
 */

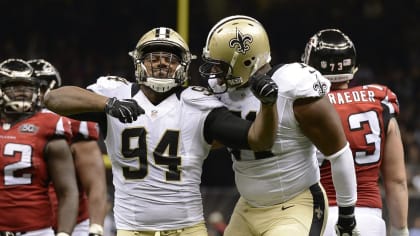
xmin=338 ymin=205 xmax=355 ymax=216
xmin=104 ymin=97 xmax=117 ymax=113
xmin=56 ymin=233 xmax=70 ymax=236
xmin=89 ymin=223 xmax=104 ymax=235
xmin=390 ymin=226 xmax=409 ymax=236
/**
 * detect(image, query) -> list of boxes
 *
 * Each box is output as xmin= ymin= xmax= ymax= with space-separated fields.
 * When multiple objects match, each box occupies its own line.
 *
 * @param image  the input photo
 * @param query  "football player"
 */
xmin=0 ymin=59 xmax=78 ymax=236
xmin=302 ymin=28 xmax=408 ymax=236
xmin=199 ymin=15 xmax=359 ymax=236
xmin=43 ymin=27 xmax=278 ymax=236
xmin=28 ymin=59 xmax=108 ymax=236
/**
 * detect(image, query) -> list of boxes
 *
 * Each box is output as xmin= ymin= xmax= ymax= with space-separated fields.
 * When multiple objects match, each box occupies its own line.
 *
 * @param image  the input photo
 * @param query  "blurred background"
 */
xmin=1 ymin=0 xmax=419 ymax=235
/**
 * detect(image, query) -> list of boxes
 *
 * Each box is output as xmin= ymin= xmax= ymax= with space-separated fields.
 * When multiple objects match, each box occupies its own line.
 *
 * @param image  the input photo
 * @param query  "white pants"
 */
xmin=71 ymin=219 xmax=89 ymax=236
xmin=22 ymin=227 xmax=55 ymax=236
xmin=323 ymin=206 xmax=386 ymax=236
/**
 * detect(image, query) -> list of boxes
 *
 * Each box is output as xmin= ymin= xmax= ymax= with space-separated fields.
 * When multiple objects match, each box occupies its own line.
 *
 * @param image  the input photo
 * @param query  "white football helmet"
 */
xmin=0 ymin=58 xmax=41 ymax=114
xmin=200 ymin=15 xmax=271 ymax=93
xmin=129 ymin=27 xmax=192 ymax=93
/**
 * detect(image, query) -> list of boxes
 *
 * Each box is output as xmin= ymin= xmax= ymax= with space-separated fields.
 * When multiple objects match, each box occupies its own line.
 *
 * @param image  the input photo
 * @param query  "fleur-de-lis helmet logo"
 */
xmin=229 ymin=28 xmax=253 ymax=54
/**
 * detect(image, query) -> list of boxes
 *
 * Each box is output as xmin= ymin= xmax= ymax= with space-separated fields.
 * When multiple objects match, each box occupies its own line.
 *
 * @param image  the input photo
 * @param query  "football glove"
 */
xmin=250 ymin=73 xmax=278 ymax=106
xmin=104 ymin=97 xmax=145 ymax=123
xmin=335 ymin=206 xmax=360 ymax=236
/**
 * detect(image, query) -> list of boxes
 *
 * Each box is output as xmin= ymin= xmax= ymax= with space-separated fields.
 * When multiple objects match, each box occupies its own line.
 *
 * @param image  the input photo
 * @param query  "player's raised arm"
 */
xmin=247 ymin=72 xmax=278 ymax=151
xmin=44 ymin=86 xmax=144 ymax=123
xmin=44 ymin=86 xmax=109 ymax=115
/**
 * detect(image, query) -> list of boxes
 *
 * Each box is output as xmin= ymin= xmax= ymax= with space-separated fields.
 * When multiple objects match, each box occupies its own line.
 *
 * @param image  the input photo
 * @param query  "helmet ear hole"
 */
xmin=244 ymin=60 xmax=252 ymax=66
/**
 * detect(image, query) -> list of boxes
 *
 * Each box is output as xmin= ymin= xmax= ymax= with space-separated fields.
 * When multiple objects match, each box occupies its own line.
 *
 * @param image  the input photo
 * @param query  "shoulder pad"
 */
xmin=95 ymin=76 xmax=130 ymax=88
xmin=40 ymin=108 xmax=55 ymax=114
xmin=181 ymin=86 xmax=224 ymax=111
xmin=272 ymin=63 xmax=331 ymax=99
xmin=363 ymin=84 xmax=400 ymax=115
xmin=87 ymin=75 xmax=132 ymax=98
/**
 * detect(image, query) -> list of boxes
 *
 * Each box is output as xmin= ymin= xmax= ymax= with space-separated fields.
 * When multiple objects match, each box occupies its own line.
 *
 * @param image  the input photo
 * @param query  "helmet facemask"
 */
xmin=0 ymin=58 xmax=41 ymax=115
xmin=130 ymin=27 xmax=192 ymax=93
xmin=1 ymin=79 xmax=41 ymax=114
xmin=134 ymin=50 xmax=186 ymax=93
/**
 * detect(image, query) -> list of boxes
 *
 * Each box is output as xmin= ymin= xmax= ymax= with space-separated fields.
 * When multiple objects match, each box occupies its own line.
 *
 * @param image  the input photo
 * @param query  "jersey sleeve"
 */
xmin=69 ymin=119 xmax=100 ymax=142
xmin=382 ymin=85 xmax=399 ymax=116
xmin=47 ymin=114 xmax=73 ymax=143
xmin=273 ymin=63 xmax=331 ymax=100
xmin=362 ymin=84 xmax=400 ymax=116
xmin=180 ymin=86 xmax=225 ymax=110
xmin=87 ymin=75 xmax=132 ymax=98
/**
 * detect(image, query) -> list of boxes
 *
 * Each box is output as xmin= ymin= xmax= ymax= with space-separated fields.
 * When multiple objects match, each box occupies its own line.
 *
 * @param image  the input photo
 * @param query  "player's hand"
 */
xmin=104 ymin=97 xmax=145 ymax=123
xmin=335 ymin=208 xmax=360 ymax=236
xmin=249 ymin=73 xmax=278 ymax=106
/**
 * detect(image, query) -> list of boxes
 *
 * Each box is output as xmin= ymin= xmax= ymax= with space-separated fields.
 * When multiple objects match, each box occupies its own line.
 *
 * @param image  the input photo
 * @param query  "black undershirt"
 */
xmin=68 ymin=106 xmax=251 ymax=150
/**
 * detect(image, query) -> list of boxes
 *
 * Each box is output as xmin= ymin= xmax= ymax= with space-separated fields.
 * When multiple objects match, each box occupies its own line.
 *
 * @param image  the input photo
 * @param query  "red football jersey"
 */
xmin=320 ymin=84 xmax=399 ymax=209
xmin=0 ymin=111 xmax=72 ymax=231
xmin=49 ymin=119 xmax=99 ymax=229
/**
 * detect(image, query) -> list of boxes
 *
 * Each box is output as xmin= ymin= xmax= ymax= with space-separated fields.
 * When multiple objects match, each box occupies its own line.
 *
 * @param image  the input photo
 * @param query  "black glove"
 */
xmin=104 ymin=97 xmax=145 ymax=123
xmin=249 ymin=73 xmax=278 ymax=106
xmin=335 ymin=206 xmax=360 ymax=236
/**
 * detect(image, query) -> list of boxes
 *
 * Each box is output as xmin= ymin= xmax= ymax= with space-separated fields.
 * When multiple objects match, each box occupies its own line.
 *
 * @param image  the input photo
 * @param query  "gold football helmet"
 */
xmin=199 ymin=15 xmax=271 ymax=93
xmin=129 ymin=27 xmax=192 ymax=93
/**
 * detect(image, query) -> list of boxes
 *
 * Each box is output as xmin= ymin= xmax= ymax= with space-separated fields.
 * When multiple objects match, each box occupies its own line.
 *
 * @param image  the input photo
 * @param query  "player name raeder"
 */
xmin=327 ymin=90 xmax=375 ymax=104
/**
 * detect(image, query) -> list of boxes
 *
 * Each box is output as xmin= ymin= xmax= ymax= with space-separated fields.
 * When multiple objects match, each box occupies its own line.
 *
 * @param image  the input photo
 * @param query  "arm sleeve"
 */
xmin=325 ymin=142 xmax=357 ymax=206
xmin=204 ymin=107 xmax=252 ymax=149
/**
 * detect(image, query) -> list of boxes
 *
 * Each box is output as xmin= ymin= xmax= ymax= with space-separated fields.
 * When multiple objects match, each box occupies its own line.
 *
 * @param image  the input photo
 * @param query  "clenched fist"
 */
xmin=250 ymin=73 xmax=278 ymax=106
xmin=104 ymin=97 xmax=145 ymax=123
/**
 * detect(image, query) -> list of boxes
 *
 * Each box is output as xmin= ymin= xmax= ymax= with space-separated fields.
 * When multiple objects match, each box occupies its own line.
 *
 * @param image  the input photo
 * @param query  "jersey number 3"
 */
xmin=349 ymin=110 xmax=381 ymax=164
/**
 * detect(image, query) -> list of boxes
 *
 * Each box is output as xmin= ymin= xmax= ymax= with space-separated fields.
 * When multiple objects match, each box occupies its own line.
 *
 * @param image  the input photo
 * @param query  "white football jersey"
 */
xmin=218 ymin=63 xmax=331 ymax=207
xmin=88 ymin=77 xmax=224 ymax=230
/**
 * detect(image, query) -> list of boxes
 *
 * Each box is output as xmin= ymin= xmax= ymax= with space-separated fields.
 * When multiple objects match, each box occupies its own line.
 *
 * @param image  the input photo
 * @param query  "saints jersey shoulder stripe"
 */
xmin=180 ymin=86 xmax=225 ymax=111
xmin=87 ymin=75 xmax=132 ymax=99
xmin=273 ymin=62 xmax=331 ymax=99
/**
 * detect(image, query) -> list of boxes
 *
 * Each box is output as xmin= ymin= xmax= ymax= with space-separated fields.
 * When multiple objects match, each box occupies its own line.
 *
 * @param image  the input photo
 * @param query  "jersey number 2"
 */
xmin=3 ymin=143 xmax=32 ymax=185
